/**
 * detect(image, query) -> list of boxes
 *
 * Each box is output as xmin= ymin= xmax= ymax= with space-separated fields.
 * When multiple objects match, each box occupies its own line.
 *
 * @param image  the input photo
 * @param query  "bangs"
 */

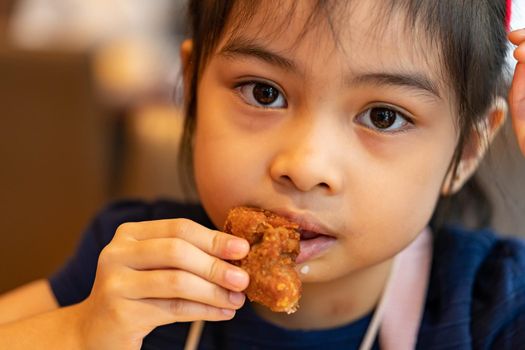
xmin=181 ymin=0 xmax=509 ymax=203
xmin=192 ymin=0 xmax=507 ymax=111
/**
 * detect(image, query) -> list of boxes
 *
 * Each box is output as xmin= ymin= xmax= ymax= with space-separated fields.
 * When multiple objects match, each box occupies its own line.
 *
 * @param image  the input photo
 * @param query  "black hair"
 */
xmin=179 ymin=0 xmax=511 ymax=229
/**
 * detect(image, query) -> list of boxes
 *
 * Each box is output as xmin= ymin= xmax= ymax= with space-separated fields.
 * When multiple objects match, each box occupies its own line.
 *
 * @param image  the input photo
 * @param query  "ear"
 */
xmin=180 ymin=39 xmax=194 ymax=95
xmin=441 ymin=97 xmax=507 ymax=195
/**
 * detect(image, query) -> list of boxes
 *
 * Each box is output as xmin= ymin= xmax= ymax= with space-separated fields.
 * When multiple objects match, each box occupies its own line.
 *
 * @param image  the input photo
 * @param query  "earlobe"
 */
xmin=180 ymin=39 xmax=194 ymax=102
xmin=441 ymin=97 xmax=507 ymax=195
xmin=180 ymin=39 xmax=193 ymax=71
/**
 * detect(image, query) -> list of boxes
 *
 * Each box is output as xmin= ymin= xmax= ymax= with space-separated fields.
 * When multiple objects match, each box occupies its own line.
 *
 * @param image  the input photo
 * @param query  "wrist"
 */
xmin=61 ymin=302 xmax=88 ymax=350
xmin=0 ymin=302 xmax=86 ymax=349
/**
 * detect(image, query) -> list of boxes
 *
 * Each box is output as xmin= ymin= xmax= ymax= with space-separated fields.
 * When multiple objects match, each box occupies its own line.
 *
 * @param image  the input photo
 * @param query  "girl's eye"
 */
xmin=355 ymin=106 xmax=413 ymax=133
xmin=235 ymin=82 xmax=287 ymax=109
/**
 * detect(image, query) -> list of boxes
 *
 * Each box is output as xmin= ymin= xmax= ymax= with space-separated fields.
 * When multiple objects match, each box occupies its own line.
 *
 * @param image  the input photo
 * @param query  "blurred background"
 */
xmin=0 ymin=0 xmax=191 ymax=294
xmin=0 ymin=0 xmax=525 ymax=295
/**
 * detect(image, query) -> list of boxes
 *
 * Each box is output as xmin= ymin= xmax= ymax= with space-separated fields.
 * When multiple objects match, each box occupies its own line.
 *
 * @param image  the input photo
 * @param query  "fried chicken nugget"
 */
xmin=224 ymin=207 xmax=301 ymax=314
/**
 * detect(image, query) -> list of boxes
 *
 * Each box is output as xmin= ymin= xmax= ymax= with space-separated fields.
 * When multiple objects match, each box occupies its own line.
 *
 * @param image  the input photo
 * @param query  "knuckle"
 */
xmin=172 ymin=218 xmax=192 ymax=234
xmin=211 ymin=233 xmax=227 ymax=256
xmin=169 ymin=299 xmax=187 ymax=316
xmin=98 ymin=245 xmax=117 ymax=266
xmin=98 ymin=246 xmax=109 ymax=266
xmin=98 ymin=242 xmax=128 ymax=267
xmin=208 ymin=258 xmax=223 ymax=283
xmin=205 ymin=304 xmax=231 ymax=319
xmin=203 ymin=304 xmax=216 ymax=317
xmin=167 ymin=238 xmax=186 ymax=262
xmin=166 ymin=272 xmax=182 ymax=295
xmin=104 ymin=275 xmax=124 ymax=296
xmin=115 ymin=222 xmax=134 ymax=239
xmin=212 ymin=286 xmax=228 ymax=305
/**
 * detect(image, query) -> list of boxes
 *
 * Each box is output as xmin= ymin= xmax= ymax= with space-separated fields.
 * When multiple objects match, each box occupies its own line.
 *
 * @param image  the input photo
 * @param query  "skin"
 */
xmin=193 ymin=1 xmax=500 ymax=328
xmin=510 ymin=29 xmax=525 ymax=154
xmin=0 ymin=8 xmax=523 ymax=350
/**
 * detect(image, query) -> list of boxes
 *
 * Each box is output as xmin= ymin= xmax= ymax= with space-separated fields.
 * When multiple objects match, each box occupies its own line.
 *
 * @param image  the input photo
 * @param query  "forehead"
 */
xmin=217 ymin=0 xmax=450 ymax=98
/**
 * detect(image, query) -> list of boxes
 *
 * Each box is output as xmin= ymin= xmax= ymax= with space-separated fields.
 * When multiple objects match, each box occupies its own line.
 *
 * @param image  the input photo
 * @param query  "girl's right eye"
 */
xmin=235 ymin=81 xmax=288 ymax=109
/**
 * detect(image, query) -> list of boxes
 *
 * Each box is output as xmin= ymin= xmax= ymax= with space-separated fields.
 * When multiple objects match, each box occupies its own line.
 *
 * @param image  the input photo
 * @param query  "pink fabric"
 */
xmin=185 ymin=229 xmax=433 ymax=350
xmin=506 ymin=0 xmax=512 ymax=32
xmin=379 ymin=228 xmax=433 ymax=350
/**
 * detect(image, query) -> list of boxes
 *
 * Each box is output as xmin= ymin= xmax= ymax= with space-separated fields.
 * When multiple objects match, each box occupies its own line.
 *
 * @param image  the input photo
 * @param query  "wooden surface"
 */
xmin=0 ymin=48 xmax=110 ymax=293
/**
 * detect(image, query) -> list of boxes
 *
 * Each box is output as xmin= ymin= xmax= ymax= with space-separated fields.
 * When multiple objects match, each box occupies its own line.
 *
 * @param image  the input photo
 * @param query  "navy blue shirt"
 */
xmin=49 ymin=200 xmax=525 ymax=349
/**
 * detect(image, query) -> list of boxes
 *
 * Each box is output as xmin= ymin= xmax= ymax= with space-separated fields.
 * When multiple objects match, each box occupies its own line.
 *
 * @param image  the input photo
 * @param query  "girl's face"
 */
xmin=192 ymin=1 xmax=458 ymax=283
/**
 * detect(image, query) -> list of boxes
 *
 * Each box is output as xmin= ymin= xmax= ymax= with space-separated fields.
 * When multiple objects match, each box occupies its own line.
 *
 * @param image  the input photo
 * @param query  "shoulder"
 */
xmin=431 ymin=225 xmax=525 ymax=290
xmin=96 ymin=198 xmax=210 ymax=224
xmin=433 ymin=226 xmax=525 ymax=299
xmin=465 ymin=228 xmax=525 ymax=347
xmin=419 ymin=226 xmax=525 ymax=348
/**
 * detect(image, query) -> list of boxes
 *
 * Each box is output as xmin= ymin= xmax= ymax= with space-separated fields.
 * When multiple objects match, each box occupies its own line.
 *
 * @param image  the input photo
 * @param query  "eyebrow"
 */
xmin=219 ymin=38 xmax=297 ymax=73
xmin=348 ymin=72 xmax=441 ymax=100
xmin=218 ymin=39 xmax=442 ymax=100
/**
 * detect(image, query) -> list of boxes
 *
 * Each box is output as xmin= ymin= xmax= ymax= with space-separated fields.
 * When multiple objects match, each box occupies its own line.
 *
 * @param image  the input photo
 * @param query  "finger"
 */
xmin=137 ymin=298 xmax=237 ymax=327
xmin=509 ymin=29 xmax=525 ymax=46
xmin=510 ymin=62 xmax=525 ymax=154
xmin=117 ymin=219 xmax=249 ymax=260
xmin=127 ymin=238 xmax=249 ymax=291
xmin=515 ymin=42 xmax=525 ymax=62
xmin=121 ymin=269 xmax=246 ymax=309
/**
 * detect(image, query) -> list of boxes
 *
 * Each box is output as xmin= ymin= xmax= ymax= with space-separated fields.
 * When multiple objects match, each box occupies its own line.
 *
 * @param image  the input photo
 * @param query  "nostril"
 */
xmin=278 ymin=174 xmax=331 ymax=192
xmin=280 ymin=175 xmax=293 ymax=184
xmin=270 ymin=157 xmax=341 ymax=193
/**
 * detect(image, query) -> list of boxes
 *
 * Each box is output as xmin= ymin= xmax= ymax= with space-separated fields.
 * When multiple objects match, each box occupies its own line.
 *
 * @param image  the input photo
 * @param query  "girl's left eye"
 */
xmin=235 ymin=81 xmax=287 ymax=109
xmin=355 ymin=106 xmax=413 ymax=133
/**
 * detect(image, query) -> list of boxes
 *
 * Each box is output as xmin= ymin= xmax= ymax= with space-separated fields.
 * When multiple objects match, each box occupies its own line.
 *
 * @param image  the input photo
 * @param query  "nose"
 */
xmin=269 ymin=123 xmax=343 ymax=195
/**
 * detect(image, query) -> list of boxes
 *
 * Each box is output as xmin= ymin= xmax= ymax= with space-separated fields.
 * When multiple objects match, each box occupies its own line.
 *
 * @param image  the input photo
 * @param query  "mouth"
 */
xmin=268 ymin=208 xmax=338 ymax=264
xmin=299 ymin=229 xmax=323 ymax=240
xmin=296 ymin=228 xmax=337 ymax=264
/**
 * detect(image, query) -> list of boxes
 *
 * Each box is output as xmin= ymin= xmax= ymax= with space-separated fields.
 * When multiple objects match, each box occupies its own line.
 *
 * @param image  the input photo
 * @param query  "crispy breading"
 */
xmin=224 ymin=207 xmax=301 ymax=313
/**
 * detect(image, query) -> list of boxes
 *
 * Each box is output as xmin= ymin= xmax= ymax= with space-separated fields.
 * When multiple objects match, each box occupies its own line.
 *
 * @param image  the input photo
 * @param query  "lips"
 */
xmin=299 ymin=229 xmax=321 ymax=240
xmin=296 ymin=230 xmax=337 ymax=264
xmin=268 ymin=209 xmax=338 ymax=264
xmin=271 ymin=209 xmax=335 ymax=237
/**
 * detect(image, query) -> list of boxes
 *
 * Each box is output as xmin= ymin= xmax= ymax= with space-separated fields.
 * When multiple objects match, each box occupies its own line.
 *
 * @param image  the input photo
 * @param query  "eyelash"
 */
xmin=354 ymin=105 xmax=415 ymax=134
xmin=234 ymin=80 xmax=287 ymax=109
xmin=233 ymin=80 xmax=414 ymax=133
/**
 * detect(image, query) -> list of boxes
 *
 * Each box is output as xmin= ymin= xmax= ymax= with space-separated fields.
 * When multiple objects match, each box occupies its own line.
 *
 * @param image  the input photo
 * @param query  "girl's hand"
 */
xmin=75 ymin=219 xmax=250 ymax=350
xmin=509 ymin=29 xmax=525 ymax=155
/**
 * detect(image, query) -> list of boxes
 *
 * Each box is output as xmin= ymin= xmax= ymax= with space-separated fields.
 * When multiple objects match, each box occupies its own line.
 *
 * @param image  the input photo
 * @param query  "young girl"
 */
xmin=2 ymin=0 xmax=525 ymax=349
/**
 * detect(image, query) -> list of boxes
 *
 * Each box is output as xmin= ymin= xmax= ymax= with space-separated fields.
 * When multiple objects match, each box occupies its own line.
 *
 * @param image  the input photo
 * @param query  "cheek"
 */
xmin=193 ymin=97 xmax=268 ymax=228
xmin=345 ymin=138 xmax=455 ymax=263
xmin=193 ymin=120 xmax=239 ymax=228
xmin=193 ymin=76 xmax=235 ymax=226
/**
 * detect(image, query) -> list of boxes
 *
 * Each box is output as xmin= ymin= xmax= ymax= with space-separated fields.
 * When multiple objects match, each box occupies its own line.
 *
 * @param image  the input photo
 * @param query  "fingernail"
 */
xmin=225 ymin=269 xmax=247 ymax=288
xmin=221 ymin=308 xmax=235 ymax=317
xmin=227 ymin=239 xmax=248 ymax=256
xmin=229 ymin=291 xmax=245 ymax=306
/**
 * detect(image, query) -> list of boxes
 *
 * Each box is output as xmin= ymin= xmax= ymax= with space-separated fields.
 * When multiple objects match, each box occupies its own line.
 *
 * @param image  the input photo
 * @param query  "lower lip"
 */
xmin=296 ymin=235 xmax=337 ymax=264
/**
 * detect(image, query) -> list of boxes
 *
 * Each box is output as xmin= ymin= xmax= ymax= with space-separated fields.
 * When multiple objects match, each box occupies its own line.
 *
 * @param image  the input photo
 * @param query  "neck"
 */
xmin=252 ymin=258 xmax=394 ymax=330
